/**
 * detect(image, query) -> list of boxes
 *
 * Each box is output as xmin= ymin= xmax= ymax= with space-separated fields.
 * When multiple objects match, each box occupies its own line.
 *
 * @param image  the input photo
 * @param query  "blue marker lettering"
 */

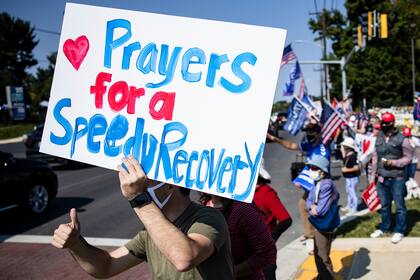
xmin=182 ymin=48 xmax=206 ymax=83
xmin=141 ymin=133 xmax=158 ymax=174
xmin=217 ymin=156 xmax=233 ymax=194
xmin=228 ymin=155 xmax=249 ymax=194
xmin=196 ymin=150 xmax=210 ymax=190
xmin=70 ymin=117 xmax=88 ymax=158
xmin=50 ymin=98 xmax=73 ymax=145
xmin=122 ymin=42 xmax=141 ymax=70
xmin=104 ymin=115 xmax=129 ymax=157
xmin=185 ymin=151 xmax=198 ymax=188
xmin=206 ymin=53 xmax=229 ymax=88
xmin=87 ymin=114 xmax=107 ymax=153
xmin=154 ymin=122 xmax=188 ymax=179
xmin=172 ymin=150 xmax=188 ymax=184
xmin=208 ymin=148 xmax=226 ymax=188
xmin=232 ymin=142 xmax=264 ymax=201
xmin=136 ymin=43 xmax=158 ymax=74
xmin=220 ymin=52 xmax=257 ymax=93
xmin=104 ymin=19 xmax=132 ymax=68
xmin=147 ymin=44 xmax=182 ymax=88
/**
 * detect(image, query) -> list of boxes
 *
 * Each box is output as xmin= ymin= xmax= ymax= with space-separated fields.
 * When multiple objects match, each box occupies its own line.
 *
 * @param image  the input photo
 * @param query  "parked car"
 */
xmin=0 ymin=151 xmax=58 ymax=214
xmin=24 ymin=123 xmax=68 ymax=164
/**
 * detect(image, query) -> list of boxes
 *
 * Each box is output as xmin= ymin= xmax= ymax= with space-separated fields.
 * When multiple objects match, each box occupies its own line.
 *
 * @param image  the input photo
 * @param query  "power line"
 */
xmin=35 ymin=28 xmax=60 ymax=35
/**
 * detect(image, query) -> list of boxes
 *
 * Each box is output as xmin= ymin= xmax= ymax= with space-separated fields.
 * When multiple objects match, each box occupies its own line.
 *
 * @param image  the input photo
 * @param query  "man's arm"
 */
xmin=52 ymin=209 xmax=142 ymax=278
xmin=370 ymin=150 xmax=378 ymax=184
xmin=388 ymin=138 xmax=414 ymax=168
xmin=266 ymin=133 xmax=299 ymax=150
xmin=134 ymin=203 xmax=215 ymax=272
xmin=118 ymin=156 xmax=215 ymax=272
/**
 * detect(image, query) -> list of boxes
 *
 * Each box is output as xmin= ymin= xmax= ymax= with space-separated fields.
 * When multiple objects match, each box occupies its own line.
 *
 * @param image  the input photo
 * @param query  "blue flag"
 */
xmin=283 ymin=61 xmax=302 ymax=96
xmin=284 ymin=97 xmax=308 ymax=135
xmin=414 ymin=101 xmax=420 ymax=121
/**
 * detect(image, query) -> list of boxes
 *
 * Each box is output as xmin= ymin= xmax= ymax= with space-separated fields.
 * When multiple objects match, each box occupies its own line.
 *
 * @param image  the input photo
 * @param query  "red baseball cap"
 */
xmin=402 ymin=127 xmax=412 ymax=137
xmin=381 ymin=112 xmax=395 ymax=123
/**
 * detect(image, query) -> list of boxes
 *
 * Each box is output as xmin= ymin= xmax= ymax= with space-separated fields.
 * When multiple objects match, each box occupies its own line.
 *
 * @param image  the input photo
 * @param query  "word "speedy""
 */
xmin=50 ymin=98 xmax=263 ymax=201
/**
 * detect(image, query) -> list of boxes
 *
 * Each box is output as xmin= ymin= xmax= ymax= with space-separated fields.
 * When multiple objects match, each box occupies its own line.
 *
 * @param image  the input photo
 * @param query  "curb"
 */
xmin=0 ymin=234 xmax=130 ymax=247
xmin=0 ymin=136 xmax=24 ymax=145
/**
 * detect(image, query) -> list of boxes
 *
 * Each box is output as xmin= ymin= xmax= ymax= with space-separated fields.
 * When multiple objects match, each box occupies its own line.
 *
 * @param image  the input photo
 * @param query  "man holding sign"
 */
xmin=47 ymin=2 xmax=287 ymax=279
xmin=52 ymin=156 xmax=234 ymax=279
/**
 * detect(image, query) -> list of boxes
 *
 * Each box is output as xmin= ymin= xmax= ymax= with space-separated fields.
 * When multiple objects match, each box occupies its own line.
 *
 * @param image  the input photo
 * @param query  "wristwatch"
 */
xmin=129 ymin=192 xmax=153 ymax=208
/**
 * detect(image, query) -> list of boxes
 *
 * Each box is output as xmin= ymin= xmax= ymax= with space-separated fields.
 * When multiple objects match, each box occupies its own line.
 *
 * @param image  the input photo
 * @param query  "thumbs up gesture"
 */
xmin=52 ymin=208 xmax=81 ymax=249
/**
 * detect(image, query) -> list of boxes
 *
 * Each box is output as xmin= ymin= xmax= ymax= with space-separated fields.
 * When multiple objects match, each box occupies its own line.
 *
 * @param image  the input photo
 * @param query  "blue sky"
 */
xmin=1 ymin=0 xmax=346 ymax=102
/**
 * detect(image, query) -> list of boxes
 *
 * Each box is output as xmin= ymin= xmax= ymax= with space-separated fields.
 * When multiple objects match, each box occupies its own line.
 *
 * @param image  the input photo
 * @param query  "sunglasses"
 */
xmin=308 ymin=165 xmax=320 ymax=171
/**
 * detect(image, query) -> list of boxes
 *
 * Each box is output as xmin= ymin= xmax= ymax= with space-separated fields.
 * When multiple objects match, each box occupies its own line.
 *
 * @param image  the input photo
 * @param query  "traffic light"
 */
xmin=360 ymin=13 xmax=369 ymax=36
xmin=368 ymin=12 xmax=373 ymax=39
xmin=358 ymin=25 xmax=363 ymax=48
xmin=380 ymin=13 xmax=388 ymax=39
xmin=352 ymin=27 xmax=359 ymax=46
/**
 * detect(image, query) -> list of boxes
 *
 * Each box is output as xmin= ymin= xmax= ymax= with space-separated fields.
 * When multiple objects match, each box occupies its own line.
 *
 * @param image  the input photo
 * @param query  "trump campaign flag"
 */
xmin=284 ymin=97 xmax=308 ymax=135
xmin=283 ymin=61 xmax=301 ymax=96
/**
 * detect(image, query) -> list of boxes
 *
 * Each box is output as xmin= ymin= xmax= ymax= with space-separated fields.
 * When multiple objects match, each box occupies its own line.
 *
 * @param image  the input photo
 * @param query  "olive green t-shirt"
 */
xmin=125 ymin=202 xmax=234 ymax=280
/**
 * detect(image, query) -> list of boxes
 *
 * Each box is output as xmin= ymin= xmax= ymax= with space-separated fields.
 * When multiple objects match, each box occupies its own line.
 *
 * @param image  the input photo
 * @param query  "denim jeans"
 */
xmin=376 ymin=178 xmax=407 ymax=234
xmin=345 ymin=177 xmax=359 ymax=211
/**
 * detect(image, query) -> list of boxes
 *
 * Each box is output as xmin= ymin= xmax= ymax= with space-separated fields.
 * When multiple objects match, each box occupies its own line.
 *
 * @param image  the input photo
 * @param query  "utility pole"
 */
xmin=411 ymin=23 xmax=417 ymax=104
xmin=321 ymin=9 xmax=329 ymax=101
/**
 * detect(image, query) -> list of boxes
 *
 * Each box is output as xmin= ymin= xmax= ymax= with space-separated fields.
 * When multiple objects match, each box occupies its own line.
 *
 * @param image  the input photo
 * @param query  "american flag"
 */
xmin=281 ymin=44 xmax=297 ymax=68
xmin=320 ymin=101 xmax=344 ymax=145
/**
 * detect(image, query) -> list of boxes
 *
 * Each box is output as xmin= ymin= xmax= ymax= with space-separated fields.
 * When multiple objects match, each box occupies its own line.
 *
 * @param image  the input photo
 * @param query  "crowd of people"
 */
xmin=49 ymin=109 xmax=418 ymax=280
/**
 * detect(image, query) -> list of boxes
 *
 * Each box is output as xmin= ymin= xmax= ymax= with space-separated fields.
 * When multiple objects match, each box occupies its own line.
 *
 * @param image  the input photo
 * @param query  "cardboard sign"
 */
xmin=40 ymin=3 xmax=287 ymax=202
xmin=361 ymin=182 xmax=380 ymax=211
xmin=355 ymin=133 xmax=376 ymax=165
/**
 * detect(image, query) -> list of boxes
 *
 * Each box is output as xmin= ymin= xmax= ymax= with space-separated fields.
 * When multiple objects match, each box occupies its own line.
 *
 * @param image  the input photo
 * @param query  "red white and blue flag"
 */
xmin=320 ymin=101 xmax=344 ymax=145
xmin=281 ymin=44 xmax=297 ymax=68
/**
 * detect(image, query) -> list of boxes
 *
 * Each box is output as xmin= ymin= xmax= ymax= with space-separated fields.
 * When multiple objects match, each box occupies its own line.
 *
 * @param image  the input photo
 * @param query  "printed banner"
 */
xmin=361 ymin=182 xmax=380 ymax=211
xmin=40 ymin=3 xmax=287 ymax=202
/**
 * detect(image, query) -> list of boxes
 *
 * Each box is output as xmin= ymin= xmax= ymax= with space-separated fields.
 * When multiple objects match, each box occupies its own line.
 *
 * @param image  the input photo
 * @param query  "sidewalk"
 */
xmin=278 ymin=237 xmax=420 ymax=280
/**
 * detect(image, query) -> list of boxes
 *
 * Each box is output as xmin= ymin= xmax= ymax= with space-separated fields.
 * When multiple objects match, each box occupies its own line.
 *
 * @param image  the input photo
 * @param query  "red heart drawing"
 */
xmin=362 ymin=139 xmax=371 ymax=153
xmin=63 ymin=35 xmax=89 ymax=70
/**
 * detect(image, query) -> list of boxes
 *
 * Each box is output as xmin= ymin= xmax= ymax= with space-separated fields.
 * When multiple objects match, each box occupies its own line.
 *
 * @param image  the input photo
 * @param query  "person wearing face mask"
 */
xmin=51 ymin=156 xmax=234 ymax=280
xmin=305 ymin=155 xmax=340 ymax=280
xmin=267 ymin=122 xmax=330 ymax=245
xmin=370 ymin=112 xmax=414 ymax=244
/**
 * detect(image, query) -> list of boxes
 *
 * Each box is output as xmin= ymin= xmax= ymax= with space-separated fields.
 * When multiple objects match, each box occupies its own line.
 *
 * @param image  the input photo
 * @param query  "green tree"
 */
xmin=0 ymin=12 xmax=38 ymax=104
xmin=29 ymin=52 xmax=56 ymax=106
xmin=308 ymin=0 xmax=420 ymax=108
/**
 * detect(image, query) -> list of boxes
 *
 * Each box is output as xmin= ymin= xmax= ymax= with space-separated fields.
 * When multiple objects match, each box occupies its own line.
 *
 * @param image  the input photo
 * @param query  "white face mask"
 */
xmin=308 ymin=170 xmax=322 ymax=181
xmin=147 ymin=182 xmax=173 ymax=209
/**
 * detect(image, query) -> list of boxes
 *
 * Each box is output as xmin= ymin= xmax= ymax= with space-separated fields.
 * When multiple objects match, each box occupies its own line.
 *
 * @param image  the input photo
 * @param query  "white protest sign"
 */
xmin=355 ymin=133 xmax=376 ymax=165
xmin=40 ymin=3 xmax=287 ymax=202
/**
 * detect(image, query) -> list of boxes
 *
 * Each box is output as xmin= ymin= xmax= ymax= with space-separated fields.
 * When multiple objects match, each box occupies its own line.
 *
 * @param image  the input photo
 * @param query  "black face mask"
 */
xmin=306 ymin=134 xmax=317 ymax=144
xmin=381 ymin=125 xmax=394 ymax=134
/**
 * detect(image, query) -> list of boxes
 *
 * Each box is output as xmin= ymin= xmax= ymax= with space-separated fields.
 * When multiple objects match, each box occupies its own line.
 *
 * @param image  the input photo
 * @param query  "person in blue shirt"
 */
xmin=267 ymin=122 xmax=331 ymax=245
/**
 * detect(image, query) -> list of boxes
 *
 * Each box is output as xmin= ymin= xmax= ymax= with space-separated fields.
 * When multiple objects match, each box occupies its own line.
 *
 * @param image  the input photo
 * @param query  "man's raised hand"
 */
xmin=52 ymin=208 xmax=81 ymax=249
xmin=117 ymin=156 xmax=147 ymax=200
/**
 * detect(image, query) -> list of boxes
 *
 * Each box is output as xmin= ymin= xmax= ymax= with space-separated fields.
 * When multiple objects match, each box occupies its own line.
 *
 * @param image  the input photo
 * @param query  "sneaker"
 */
xmin=305 ymin=238 xmax=314 ymax=254
xmin=391 ymin=233 xmax=404 ymax=244
xmin=370 ymin=229 xmax=384 ymax=238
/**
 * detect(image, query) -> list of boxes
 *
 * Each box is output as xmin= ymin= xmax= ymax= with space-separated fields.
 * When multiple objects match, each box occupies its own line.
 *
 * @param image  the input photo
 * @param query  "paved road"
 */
xmin=0 ymin=135 xmax=356 ymax=249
